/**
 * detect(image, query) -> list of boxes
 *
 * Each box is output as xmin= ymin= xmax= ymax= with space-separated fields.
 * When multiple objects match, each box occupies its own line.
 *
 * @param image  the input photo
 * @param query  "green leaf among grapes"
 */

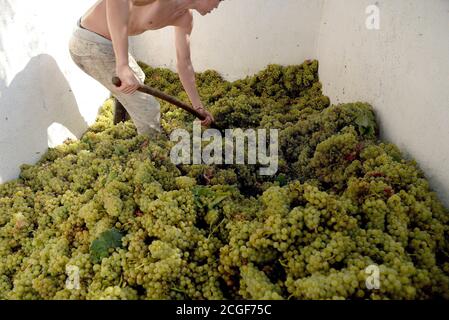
xmin=208 ymin=195 xmax=228 ymax=210
xmin=355 ymin=109 xmax=376 ymax=137
xmin=90 ymin=228 xmax=124 ymax=264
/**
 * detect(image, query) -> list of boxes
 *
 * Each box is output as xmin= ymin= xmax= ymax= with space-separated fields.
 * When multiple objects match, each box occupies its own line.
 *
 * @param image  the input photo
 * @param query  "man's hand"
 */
xmin=116 ymin=65 xmax=140 ymax=94
xmin=194 ymin=105 xmax=215 ymax=127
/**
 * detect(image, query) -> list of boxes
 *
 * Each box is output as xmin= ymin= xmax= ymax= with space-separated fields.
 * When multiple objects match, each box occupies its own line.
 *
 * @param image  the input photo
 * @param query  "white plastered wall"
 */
xmin=316 ymin=0 xmax=449 ymax=207
xmin=0 ymin=0 xmax=109 ymax=184
xmin=130 ymin=0 xmax=324 ymax=80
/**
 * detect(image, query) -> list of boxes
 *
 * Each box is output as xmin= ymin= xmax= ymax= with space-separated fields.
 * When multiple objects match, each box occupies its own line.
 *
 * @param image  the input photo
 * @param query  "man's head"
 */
xmin=193 ymin=0 xmax=223 ymax=16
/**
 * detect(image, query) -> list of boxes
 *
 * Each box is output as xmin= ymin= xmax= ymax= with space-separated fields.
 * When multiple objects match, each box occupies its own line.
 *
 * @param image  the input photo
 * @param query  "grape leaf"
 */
xmin=193 ymin=186 xmax=214 ymax=207
xmin=208 ymin=195 xmax=228 ymax=210
xmin=355 ymin=109 xmax=376 ymax=137
xmin=276 ymin=174 xmax=288 ymax=187
xmin=193 ymin=186 xmax=229 ymax=210
xmin=90 ymin=228 xmax=124 ymax=264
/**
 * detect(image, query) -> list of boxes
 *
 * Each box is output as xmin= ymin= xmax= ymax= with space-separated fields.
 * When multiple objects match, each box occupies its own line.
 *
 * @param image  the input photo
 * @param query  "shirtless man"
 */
xmin=69 ymin=0 xmax=220 ymax=136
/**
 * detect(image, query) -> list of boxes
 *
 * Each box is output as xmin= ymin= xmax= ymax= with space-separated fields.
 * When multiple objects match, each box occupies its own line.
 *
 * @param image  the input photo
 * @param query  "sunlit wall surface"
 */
xmin=0 ymin=0 xmax=108 ymax=183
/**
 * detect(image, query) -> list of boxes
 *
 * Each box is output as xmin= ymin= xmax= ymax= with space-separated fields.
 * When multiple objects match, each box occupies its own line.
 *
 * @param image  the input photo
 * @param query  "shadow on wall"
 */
xmin=0 ymin=54 xmax=89 ymax=182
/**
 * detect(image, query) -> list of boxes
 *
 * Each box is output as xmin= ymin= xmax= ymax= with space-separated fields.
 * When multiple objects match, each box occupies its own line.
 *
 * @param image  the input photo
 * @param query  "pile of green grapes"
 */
xmin=1 ymin=60 xmax=448 ymax=300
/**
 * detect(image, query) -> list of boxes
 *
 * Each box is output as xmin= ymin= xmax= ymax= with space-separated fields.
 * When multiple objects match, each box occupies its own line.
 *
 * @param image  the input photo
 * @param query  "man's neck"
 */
xmin=183 ymin=0 xmax=200 ymax=11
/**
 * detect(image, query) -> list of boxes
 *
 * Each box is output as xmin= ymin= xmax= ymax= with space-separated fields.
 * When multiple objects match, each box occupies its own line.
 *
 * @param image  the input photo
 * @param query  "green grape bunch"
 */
xmin=0 ymin=60 xmax=448 ymax=300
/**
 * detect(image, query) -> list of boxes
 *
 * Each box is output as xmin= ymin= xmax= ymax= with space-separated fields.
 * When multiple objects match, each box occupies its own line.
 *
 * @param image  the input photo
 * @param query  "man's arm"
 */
xmin=174 ymin=11 xmax=214 ymax=126
xmin=106 ymin=0 xmax=139 ymax=94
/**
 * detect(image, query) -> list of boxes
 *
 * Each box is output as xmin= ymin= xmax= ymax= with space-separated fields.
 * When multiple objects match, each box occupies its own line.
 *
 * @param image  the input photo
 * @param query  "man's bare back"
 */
xmin=81 ymin=0 xmax=207 ymax=40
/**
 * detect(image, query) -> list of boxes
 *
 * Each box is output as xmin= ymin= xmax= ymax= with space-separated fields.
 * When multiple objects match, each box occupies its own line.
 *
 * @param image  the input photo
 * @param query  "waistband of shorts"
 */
xmin=72 ymin=18 xmax=113 ymax=46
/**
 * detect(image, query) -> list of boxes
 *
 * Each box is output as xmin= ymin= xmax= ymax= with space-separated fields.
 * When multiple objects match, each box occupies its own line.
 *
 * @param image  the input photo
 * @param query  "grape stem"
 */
xmin=208 ymin=219 xmax=226 ymax=240
xmin=171 ymin=287 xmax=187 ymax=294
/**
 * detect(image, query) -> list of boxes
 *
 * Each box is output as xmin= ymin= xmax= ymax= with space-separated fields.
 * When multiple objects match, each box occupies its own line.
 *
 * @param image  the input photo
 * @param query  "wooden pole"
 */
xmin=113 ymin=98 xmax=130 ymax=125
xmin=112 ymin=77 xmax=220 ymax=130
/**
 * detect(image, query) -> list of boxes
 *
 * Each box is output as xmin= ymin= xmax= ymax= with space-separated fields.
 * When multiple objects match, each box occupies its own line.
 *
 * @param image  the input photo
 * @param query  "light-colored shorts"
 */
xmin=68 ymin=19 xmax=161 ymax=136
